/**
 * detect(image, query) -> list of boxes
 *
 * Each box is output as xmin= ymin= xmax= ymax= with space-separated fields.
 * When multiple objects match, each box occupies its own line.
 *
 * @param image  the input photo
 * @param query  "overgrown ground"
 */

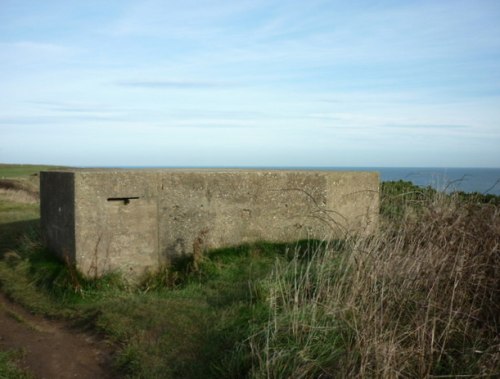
xmin=0 ymin=165 xmax=498 ymax=378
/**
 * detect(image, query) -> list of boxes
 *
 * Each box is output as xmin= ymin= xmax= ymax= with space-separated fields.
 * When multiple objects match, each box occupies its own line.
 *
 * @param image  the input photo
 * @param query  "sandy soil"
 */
xmin=0 ymin=293 xmax=116 ymax=379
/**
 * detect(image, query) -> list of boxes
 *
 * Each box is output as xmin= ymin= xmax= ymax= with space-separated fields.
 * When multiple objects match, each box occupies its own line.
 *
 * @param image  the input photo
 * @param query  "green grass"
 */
xmin=0 ymin=230 xmax=304 ymax=378
xmin=0 ymin=167 xmax=498 ymax=378
xmin=7 ymin=229 xmax=328 ymax=377
xmin=0 ymin=164 xmax=54 ymax=255
xmin=0 ymin=349 xmax=32 ymax=379
xmin=0 ymin=164 xmax=66 ymax=178
xmin=0 ymin=200 xmax=38 ymax=224
xmin=0 ymin=199 xmax=39 ymax=257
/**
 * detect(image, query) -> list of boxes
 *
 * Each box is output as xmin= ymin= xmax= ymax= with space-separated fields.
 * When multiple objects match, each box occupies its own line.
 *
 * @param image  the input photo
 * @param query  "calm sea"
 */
xmin=120 ymin=166 xmax=500 ymax=196
xmin=316 ymin=167 xmax=500 ymax=196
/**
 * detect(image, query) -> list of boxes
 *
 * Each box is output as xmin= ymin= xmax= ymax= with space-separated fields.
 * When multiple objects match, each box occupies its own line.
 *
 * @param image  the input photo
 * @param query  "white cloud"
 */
xmin=114 ymin=79 xmax=233 ymax=89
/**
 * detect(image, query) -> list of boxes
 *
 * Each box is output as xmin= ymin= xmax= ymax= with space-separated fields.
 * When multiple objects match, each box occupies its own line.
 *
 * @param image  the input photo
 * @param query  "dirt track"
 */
xmin=0 ymin=294 xmax=116 ymax=379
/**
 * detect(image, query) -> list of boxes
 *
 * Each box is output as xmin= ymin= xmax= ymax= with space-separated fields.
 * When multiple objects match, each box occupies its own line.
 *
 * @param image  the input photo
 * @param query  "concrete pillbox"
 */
xmin=40 ymin=169 xmax=379 ymax=278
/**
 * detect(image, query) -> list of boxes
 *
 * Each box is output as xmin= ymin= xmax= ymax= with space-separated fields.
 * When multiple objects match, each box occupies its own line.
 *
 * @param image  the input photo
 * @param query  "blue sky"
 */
xmin=1 ymin=0 xmax=500 ymax=167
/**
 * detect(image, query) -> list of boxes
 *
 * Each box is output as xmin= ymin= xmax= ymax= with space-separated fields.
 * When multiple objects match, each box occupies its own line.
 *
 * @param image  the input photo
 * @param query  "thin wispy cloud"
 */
xmin=27 ymin=101 xmax=109 ymax=114
xmin=382 ymin=124 xmax=470 ymax=130
xmin=114 ymin=80 xmax=231 ymax=89
xmin=0 ymin=114 xmax=124 ymax=126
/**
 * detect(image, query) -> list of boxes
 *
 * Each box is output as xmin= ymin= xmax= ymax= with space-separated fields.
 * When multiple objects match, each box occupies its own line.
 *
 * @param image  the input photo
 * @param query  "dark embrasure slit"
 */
xmin=107 ymin=197 xmax=140 ymax=205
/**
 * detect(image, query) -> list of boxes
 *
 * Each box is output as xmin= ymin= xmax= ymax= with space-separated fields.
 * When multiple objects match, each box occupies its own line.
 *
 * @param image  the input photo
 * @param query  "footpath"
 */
xmin=0 ymin=293 xmax=115 ymax=379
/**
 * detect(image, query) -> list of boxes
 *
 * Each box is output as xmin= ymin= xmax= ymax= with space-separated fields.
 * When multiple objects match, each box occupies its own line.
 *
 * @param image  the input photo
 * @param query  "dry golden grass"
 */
xmin=250 ymin=193 xmax=499 ymax=378
xmin=0 ymin=188 xmax=38 ymax=204
xmin=0 ymin=178 xmax=39 ymax=205
xmin=341 ymin=198 xmax=498 ymax=377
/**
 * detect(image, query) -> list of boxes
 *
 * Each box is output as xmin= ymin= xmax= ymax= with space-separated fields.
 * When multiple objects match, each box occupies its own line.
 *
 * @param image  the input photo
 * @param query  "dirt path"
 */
xmin=0 ymin=294 xmax=116 ymax=379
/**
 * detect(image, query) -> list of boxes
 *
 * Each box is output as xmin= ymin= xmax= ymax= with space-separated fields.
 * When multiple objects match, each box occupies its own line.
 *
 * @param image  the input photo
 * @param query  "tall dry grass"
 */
xmin=0 ymin=179 xmax=39 ymax=204
xmin=249 ymin=193 xmax=499 ymax=378
xmin=0 ymin=188 xmax=38 ymax=204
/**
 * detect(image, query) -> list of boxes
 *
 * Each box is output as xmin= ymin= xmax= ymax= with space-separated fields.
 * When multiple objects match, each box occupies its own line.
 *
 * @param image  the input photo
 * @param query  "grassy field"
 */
xmin=0 ymin=164 xmax=66 ymax=178
xmin=0 ymin=165 xmax=498 ymax=378
xmin=0 ymin=164 xmax=71 ymax=256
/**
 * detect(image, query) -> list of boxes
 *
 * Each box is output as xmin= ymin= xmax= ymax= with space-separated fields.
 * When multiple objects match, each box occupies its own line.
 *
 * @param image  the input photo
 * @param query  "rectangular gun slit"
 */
xmin=107 ymin=197 xmax=140 ymax=204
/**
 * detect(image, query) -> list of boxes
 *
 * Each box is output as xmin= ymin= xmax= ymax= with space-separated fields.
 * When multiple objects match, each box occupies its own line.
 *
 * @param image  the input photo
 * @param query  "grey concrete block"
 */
xmin=40 ymin=169 xmax=379 ymax=278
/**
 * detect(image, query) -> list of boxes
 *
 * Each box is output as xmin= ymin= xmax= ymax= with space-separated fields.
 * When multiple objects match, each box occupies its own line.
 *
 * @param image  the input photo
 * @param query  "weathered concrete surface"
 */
xmin=40 ymin=171 xmax=75 ymax=263
xmin=40 ymin=169 xmax=379 ymax=278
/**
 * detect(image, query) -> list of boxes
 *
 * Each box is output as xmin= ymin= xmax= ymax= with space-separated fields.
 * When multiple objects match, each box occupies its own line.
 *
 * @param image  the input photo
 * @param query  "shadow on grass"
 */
xmin=0 ymin=218 xmax=39 ymax=257
xmin=0 ymin=225 xmax=351 ymax=378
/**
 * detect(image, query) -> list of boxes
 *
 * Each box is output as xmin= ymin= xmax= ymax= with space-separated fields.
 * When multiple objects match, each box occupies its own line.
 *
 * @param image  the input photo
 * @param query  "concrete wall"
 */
xmin=40 ymin=171 xmax=75 ymax=264
xmin=40 ymin=169 xmax=379 ymax=278
xmin=75 ymin=171 xmax=159 ymax=277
